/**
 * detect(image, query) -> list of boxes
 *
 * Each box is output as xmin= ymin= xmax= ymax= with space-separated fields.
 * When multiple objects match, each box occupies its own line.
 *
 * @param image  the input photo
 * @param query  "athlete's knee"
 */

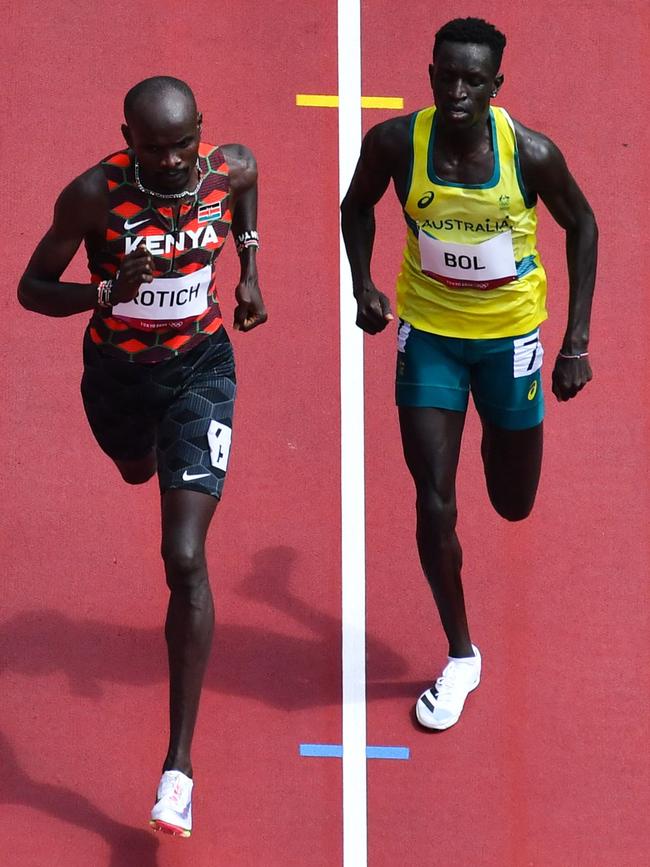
xmin=492 ymin=497 xmax=535 ymax=523
xmin=415 ymin=486 xmax=458 ymax=537
xmin=488 ymin=477 xmax=538 ymax=521
xmin=161 ymin=540 xmax=208 ymax=593
xmin=115 ymin=455 xmax=157 ymax=485
xmin=118 ymin=466 xmax=156 ymax=485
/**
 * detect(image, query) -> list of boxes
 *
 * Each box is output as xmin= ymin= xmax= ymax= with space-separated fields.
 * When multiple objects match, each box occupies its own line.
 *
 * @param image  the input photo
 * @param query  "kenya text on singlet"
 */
xmin=86 ymin=142 xmax=232 ymax=363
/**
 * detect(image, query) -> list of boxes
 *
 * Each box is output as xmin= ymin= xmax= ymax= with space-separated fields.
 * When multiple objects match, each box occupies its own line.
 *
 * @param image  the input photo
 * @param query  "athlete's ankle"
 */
xmin=163 ymin=756 xmax=193 ymax=778
xmin=448 ymin=640 xmax=475 ymax=658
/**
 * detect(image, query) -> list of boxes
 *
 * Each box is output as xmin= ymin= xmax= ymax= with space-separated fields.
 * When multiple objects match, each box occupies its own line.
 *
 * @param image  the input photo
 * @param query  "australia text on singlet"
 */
xmin=396 ymin=106 xmax=548 ymax=340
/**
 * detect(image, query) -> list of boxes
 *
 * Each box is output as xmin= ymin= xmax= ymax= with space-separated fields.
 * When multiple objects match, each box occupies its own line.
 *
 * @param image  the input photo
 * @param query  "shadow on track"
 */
xmin=0 ymin=546 xmax=414 ymax=710
xmin=0 ymin=731 xmax=160 ymax=867
xmin=0 ymin=545 xmax=426 ymax=848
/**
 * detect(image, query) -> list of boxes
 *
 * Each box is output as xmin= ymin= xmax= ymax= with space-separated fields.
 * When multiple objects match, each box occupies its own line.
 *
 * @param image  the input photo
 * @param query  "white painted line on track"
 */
xmin=337 ymin=1 xmax=367 ymax=865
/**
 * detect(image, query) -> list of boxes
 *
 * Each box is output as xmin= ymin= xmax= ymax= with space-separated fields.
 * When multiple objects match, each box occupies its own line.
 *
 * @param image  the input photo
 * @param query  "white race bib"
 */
xmin=419 ymin=229 xmax=517 ymax=290
xmin=112 ymin=264 xmax=212 ymax=329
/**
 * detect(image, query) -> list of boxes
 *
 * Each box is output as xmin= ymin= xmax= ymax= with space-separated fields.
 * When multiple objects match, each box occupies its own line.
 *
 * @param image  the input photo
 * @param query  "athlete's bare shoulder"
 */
xmin=509 ymin=115 xmax=594 ymax=228
xmin=341 ymin=113 xmax=417 ymax=208
xmin=362 ymin=112 xmax=414 ymax=167
xmin=54 ymin=163 xmax=108 ymax=238
xmin=510 ymin=117 xmax=567 ymax=191
xmin=61 ymin=164 xmax=107 ymax=203
xmin=220 ymin=143 xmax=256 ymax=192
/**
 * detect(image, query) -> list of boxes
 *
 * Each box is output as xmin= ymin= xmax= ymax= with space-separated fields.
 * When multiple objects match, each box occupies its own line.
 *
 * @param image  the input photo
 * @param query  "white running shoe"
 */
xmin=416 ymin=645 xmax=481 ymax=730
xmin=149 ymin=770 xmax=193 ymax=837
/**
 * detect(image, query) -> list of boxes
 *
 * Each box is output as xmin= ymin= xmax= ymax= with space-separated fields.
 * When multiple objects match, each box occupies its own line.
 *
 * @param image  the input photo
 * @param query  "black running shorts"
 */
xmin=81 ymin=326 xmax=236 ymax=498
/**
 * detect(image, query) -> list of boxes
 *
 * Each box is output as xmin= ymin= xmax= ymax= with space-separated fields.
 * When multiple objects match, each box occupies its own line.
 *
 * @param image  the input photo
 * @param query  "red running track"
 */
xmin=1 ymin=1 xmax=649 ymax=865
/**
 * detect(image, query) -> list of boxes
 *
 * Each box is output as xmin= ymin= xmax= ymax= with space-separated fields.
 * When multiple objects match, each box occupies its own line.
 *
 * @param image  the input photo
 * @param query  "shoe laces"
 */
xmin=435 ymin=659 xmax=475 ymax=700
xmin=435 ymin=665 xmax=460 ymax=700
xmin=169 ymin=781 xmax=183 ymax=806
xmin=159 ymin=772 xmax=190 ymax=806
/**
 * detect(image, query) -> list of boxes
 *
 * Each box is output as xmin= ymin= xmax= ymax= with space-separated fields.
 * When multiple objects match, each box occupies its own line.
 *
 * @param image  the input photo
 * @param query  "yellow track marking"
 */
xmin=296 ymin=94 xmax=403 ymax=109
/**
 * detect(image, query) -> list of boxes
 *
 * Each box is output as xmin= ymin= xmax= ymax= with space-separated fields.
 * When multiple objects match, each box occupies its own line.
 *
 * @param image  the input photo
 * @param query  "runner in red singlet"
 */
xmin=18 ymin=76 xmax=267 ymax=837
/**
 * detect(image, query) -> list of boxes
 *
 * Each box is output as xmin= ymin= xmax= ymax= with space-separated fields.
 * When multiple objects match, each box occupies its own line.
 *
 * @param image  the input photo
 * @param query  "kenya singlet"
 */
xmin=396 ymin=106 xmax=548 ymax=339
xmin=86 ymin=143 xmax=232 ymax=363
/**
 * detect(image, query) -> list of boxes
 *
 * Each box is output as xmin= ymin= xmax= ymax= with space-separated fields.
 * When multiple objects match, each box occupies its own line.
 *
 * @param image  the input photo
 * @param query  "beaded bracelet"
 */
xmin=97 ymin=279 xmax=113 ymax=307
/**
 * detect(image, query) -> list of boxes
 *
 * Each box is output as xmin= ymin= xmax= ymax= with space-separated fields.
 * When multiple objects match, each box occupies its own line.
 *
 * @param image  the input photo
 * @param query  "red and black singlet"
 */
xmin=86 ymin=142 xmax=232 ymax=363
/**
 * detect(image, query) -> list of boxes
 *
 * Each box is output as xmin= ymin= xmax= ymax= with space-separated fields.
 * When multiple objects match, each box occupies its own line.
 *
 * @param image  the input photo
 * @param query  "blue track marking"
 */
xmin=365 ymin=746 xmax=410 ymax=760
xmin=300 ymin=744 xmax=410 ymax=760
xmin=300 ymin=744 xmax=343 ymax=758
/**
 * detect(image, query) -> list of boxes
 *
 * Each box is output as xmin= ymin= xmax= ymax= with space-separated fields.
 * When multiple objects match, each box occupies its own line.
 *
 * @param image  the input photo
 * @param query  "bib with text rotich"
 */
xmin=419 ymin=229 xmax=517 ymax=290
xmin=112 ymin=264 xmax=212 ymax=330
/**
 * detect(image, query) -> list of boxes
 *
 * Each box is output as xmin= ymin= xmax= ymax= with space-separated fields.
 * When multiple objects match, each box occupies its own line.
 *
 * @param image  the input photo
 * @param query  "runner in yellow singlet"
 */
xmin=341 ymin=18 xmax=597 ymax=730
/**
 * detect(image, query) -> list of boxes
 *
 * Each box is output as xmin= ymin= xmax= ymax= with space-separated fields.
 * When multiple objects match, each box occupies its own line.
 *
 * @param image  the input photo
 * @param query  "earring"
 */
xmin=491 ymin=90 xmax=497 ymax=97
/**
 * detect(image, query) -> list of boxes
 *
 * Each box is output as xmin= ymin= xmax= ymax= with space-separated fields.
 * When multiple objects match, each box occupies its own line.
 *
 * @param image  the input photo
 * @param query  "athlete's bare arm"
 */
xmin=514 ymin=120 xmax=598 ymax=402
xmin=221 ymin=144 xmax=267 ymax=333
xmin=18 ymin=167 xmax=153 ymax=316
xmin=340 ymin=116 xmax=413 ymax=334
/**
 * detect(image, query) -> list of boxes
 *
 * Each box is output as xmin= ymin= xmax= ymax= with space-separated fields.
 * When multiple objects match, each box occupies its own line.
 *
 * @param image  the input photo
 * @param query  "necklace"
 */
xmin=134 ymin=158 xmax=202 ymax=199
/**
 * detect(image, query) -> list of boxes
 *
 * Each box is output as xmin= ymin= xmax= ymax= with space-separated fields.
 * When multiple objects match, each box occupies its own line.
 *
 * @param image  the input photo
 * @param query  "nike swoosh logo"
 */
xmin=124 ymin=217 xmax=149 ymax=231
xmin=182 ymin=471 xmax=211 ymax=482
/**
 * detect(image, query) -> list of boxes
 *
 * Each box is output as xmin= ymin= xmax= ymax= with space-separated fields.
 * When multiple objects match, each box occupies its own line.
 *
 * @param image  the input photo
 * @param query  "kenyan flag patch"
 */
xmin=198 ymin=203 xmax=222 ymax=223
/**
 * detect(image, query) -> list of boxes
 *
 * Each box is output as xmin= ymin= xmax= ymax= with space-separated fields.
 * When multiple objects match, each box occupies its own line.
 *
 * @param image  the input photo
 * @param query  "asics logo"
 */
xmin=417 ymin=190 xmax=435 ymax=208
xmin=182 ymin=470 xmax=211 ymax=481
xmin=124 ymin=217 xmax=149 ymax=232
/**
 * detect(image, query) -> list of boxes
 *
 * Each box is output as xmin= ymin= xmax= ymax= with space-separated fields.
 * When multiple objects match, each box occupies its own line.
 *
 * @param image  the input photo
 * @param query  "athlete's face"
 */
xmin=429 ymin=42 xmax=503 ymax=130
xmin=123 ymin=100 xmax=202 ymax=194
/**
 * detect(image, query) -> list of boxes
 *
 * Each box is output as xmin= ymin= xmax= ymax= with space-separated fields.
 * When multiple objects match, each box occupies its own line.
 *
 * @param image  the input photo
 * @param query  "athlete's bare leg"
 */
xmin=160 ymin=488 xmax=218 ymax=778
xmin=399 ymin=406 xmax=473 ymax=658
xmin=113 ymin=447 xmax=218 ymax=777
xmin=480 ymin=420 xmax=543 ymax=520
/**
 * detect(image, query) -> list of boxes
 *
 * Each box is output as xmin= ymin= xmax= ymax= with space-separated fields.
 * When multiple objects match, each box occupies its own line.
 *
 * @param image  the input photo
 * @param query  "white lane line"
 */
xmin=337 ymin=1 xmax=367 ymax=865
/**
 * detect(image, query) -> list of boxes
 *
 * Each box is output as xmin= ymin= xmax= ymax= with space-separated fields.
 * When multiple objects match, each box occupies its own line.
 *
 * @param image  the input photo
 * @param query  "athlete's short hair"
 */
xmin=124 ymin=76 xmax=196 ymax=122
xmin=433 ymin=18 xmax=506 ymax=71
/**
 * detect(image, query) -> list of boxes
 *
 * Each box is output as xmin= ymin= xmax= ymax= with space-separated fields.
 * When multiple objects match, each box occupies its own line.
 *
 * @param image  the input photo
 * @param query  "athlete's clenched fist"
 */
xmin=112 ymin=245 xmax=154 ymax=303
